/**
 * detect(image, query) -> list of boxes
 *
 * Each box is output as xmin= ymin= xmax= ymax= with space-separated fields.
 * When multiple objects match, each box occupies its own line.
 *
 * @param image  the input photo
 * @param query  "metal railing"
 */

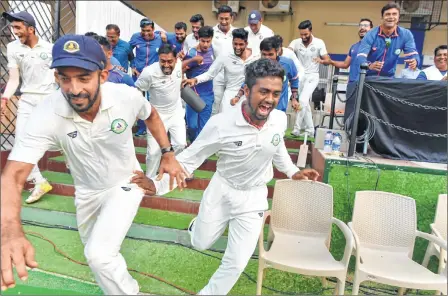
xmin=0 ymin=0 xmax=76 ymax=150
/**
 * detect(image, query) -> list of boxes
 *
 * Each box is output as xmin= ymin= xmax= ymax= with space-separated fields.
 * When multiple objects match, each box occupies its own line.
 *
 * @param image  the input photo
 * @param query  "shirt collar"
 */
xmin=378 ymin=26 xmax=399 ymax=37
xmin=235 ymin=100 xmax=276 ymax=128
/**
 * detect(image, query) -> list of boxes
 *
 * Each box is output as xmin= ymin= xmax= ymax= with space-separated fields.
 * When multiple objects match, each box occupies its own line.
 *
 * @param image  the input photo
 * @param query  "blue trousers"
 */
xmin=133 ymin=74 xmax=150 ymax=132
xmin=186 ymin=94 xmax=214 ymax=142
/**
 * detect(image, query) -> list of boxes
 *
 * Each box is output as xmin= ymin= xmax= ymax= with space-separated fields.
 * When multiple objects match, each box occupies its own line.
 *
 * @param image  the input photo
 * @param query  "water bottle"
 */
xmin=324 ymin=131 xmax=333 ymax=152
xmin=332 ymin=132 xmax=341 ymax=152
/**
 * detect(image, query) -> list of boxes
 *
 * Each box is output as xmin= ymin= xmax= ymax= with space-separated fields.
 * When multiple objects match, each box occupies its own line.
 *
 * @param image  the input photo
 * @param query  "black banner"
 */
xmin=356 ymin=77 xmax=447 ymax=163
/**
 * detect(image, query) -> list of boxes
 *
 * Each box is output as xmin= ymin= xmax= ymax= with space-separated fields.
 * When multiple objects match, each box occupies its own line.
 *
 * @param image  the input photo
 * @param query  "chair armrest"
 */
xmin=348 ymin=222 xmax=363 ymax=265
xmin=416 ymin=230 xmax=447 ymax=275
xmin=430 ymin=223 xmax=445 ymax=241
xmin=332 ymin=217 xmax=354 ymax=267
xmin=258 ymin=210 xmax=271 ymax=257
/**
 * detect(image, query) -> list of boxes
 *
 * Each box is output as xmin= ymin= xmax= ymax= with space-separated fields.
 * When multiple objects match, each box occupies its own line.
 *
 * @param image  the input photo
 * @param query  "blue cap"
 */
xmin=248 ymin=10 xmax=262 ymax=25
xmin=2 ymin=11 xmax=36 ymax=27
xmin=50 ymin=34 xmax=106 ymax=72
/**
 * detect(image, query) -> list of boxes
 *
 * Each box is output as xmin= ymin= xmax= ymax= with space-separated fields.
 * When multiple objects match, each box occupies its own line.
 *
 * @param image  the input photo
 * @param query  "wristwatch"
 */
xmin=161 ymin=146 xmax=174 ymax=155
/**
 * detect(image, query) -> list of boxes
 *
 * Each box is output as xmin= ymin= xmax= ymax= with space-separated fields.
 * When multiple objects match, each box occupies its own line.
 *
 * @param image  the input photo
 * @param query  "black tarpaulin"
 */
xmin=355 ymin=76 xmax=447 ymax=163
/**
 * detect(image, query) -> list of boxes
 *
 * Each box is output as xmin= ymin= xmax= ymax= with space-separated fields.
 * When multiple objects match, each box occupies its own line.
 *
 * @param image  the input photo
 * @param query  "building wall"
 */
xmin=129 ymin=0 xmax=447 ymax=56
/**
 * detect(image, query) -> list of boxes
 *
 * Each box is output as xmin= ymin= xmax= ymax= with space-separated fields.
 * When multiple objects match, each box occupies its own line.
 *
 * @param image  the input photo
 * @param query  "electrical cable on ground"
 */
xmin=22 ymin=220 xmax=402 ymax=295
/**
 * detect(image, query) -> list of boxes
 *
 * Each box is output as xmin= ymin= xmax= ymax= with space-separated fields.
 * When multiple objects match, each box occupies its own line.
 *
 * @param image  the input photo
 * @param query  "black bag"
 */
xmin=311 ymin=87 xmax=325 ymax=110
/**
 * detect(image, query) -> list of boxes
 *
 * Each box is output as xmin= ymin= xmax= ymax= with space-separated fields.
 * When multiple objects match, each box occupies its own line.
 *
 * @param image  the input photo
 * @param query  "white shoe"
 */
xmin=26 ymin=180 xmax=52 ymax=204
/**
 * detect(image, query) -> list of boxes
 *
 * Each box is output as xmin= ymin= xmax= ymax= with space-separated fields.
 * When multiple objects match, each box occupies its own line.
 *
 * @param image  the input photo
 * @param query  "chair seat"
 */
xmin=358 ymin=247 xmax=447 ymax=287
xmin=262 ymin=233 xmax=345 ymax=275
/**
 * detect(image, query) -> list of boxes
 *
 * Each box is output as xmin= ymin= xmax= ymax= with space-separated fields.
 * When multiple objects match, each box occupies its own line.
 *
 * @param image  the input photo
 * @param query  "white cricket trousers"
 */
xmin=145 ymin=105 xmax=187 ymax=178
xmin=293 ymin=73 xmax=319 ymax=133
xmin=190 ymin=173 xmax=267 ymax=295
xmin=15 ymin=94 xmax=47 ymax=182
xmin=212 ymin=72 xmax=225 ymax=116
xmin=75 ymin=181 xmax=144 ymax=295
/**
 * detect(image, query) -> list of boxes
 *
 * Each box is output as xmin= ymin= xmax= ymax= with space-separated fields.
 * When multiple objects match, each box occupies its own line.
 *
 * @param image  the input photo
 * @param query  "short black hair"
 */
xmin=435 ymin=45 xmax=447 ymax=56
xmin=359 ymin=18 xmax=373 ymax=28
xmin=91 ymin=35 xmax=111 ymax=51
xmin=260 ymin=37 xmax=278 ymax=52
xmin=232 ymin=28 xmax=248 ymax=42
xmin=198 ymin=26 xmax=214 ymax=39
xmin=84 ymin=32 xmax=98 ymax=37
xmin=190 ymin=14 xmax=204 ymax=26
xmin=218 ymin=5 xmax=233 ymax=15
xmin=140 ymin=18 xmax=154 ymax=29
xmin=175 ymin=22 xmax=187 ymax=31
xmin=273 ymin=34 xmax=283 ymax=47
xmin=298 ymin=20 xmax=312 ymax=31
xmin=158 ymin=44 xmax=176 ymax=56
xmin=105 ymin=24 xmax=120 ymax=34
xmin=381 ymin=3 xmax=400 ymax=16
xmin=245 ymin=58 xmax=285 ymax=90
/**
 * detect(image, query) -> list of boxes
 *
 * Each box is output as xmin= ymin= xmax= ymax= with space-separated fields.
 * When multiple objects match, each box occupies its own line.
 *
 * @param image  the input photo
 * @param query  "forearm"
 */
xmin=2 ymin=69 xmax=20 ymax=99
xmin=144 ymin=108 xmax=171 ymax=149
xmin=273 ymin=144 xmax=300 ymax=178
xmin=331 ymin=60 xmax=350 ymax=69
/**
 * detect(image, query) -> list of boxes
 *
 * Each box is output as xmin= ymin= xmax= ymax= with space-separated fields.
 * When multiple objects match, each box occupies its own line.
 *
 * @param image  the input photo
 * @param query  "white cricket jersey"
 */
xmin=6 ymin=38 xmax=57 ymax=95
xmin=289 ymin=36 xmax=328 ymax=74
xmin=135 ymin=59 xmax=183 ymax=114
xmin=153 ymin=105 xmax=300 ymax=194
xmin=423 ymin=65 xmax=447 ymax=80
xmin=245 ymin=24 xmax=274 ymax=56
xmin=212 ymin=24 xmax=236 ymax=85
xmin=281 ymin=47 xmax=303 ymax=76
xmin=8 ymin=82 xmax=151 ymax=193
xmin=195 ymin=52 xmax=260 ymax=91
xmin=182 ymin=33 xmax=199 ymax=54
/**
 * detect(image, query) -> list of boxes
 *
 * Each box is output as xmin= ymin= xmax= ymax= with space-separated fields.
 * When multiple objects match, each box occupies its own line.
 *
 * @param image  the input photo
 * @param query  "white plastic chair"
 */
xmin=422 ymin=194 xmax=447 ymax=274
xmin=256 ymin=180 xmax=354 ymax=295
xmin=349 ymin=191 xmax=447 ymax=295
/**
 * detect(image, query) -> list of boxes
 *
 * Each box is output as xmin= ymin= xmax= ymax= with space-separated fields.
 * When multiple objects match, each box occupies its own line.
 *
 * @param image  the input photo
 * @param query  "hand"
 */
xmin=441 ymin=76 xmax=447 ymax=81
xmin=156 ymin=152 xmax=189 ymax=191
xmin=131 ymin=171 xmax=156 ymax=195
xmin=194 ymin=55 xmax=204 ymax=65
xmin=132 ymin=68 xmax=140 ymax=77
xmin=291 ymin=100 xmax=301 ymax=111
xmin=230 ymin=97 xmax=240 ymax=106
xmin=313 ymin=57 xmax=324 ymax=64
xmin=369 ymin=61 xmax=384 ymax=72
xmin=404 ymin=58 xmax=417 ymax=70
xmin=291 ymin=168 xmax=320 ymax=181
xmin=1 ymin=100 xmax=7 ymax=120
xmin=182 ymin=78 xmax=197 ymax=88
xmin=177 ymin=51 xmax=186 ymax=60
xmin=160 ymin=31 xmax=167 ymax=43
xmin=1 ymin=224 xmax=38 ymax=291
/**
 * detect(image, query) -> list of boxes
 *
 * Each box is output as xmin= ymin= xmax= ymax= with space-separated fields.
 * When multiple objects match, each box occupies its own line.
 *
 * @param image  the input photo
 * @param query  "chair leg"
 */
xmin=352 ymin=271 xmax=361 ymax=295
xmin=321 ymin=277 xmax=328 ymax=288
xmin=256 ymin=263 xmax=265 ymax=295
xmin=438 ymin=249 xmax=446 ymax=274
xmin=422 ymin=242 xmax=435 ymax=268
xmin=335 ymin=278 xmax=346 ymax=295
xmin=398 ymin=287 xmax=406 ymax=295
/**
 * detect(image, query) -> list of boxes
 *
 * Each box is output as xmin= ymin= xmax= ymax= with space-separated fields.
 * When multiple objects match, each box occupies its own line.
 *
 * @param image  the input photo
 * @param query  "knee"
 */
xmin=221 ymin=255 xmax=249 ymax=274
xmin=84 ymin=244 xmax=113 ymax=270
xmin=191 ymin=237 xmax=210 ymax=251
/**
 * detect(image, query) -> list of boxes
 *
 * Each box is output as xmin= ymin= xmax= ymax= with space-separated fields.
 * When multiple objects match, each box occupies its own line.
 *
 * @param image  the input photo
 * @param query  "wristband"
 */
xmin=161 ymin=146 xmax=174 ymax=155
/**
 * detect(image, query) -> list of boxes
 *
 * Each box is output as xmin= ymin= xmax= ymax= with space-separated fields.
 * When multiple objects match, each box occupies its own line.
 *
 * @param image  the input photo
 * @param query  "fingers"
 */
xmin=1 ymin=251 xmax=14 ymax=290
xmin=11 ymin=246 xmax=28 ymax=282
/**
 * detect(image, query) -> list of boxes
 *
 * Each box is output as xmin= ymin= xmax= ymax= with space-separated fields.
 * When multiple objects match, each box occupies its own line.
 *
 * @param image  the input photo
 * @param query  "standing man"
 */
xmin=183 ymin=28 xmax=260 ymax=114
xmin=158 ymin=22 xmax=188 ymax=55
xmin=91 ymin=35 xmax=135 ymax=87
xmin=183 ymin=14 xmax=204 ymax=55
xmin=148 ymin=59 xmax=319 ymax=295
xmin=135 ymin=44 xmax=187 ymax=178
xmin=289 ymin=20 xmax=330 ymax=136
xmin=417 ymin=45 xmax=447 ymax=80
xmin=355 ymin=3 xmax=420 ymax=80
xmin=0 ymin=11 xmax=54 ymax=203
xmin=182 ymin=26 xmax=215 ymax=142
xmin=129 ymin=18 xmax=164 ymax=137
xmin=245 ymin=10 xmax=274 ymax=56
xmin=105 ymin=24 xmax=134 ymax=72
xmin=211 ymin=5 xmax=236 ymax=115
xmin=0 ymin=34 xmax=187 ymax=295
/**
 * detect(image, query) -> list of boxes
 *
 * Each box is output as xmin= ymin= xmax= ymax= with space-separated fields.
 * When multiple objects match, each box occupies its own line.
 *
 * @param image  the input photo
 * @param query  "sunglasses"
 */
xmin=359 ymin=24 xmax=370 ymax=28
xmin=140 ymin=20 xmax=154 ymax=27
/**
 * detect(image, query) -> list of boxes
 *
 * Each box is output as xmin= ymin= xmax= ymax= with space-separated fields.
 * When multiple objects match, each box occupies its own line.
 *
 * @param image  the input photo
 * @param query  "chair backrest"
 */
xmin=271 ymin=180 xmax=334 ymax=236
xmin=434 ymin=194 xmax=447 ymax=240
xmin=352 ymin=191 xmax=417 ymax=250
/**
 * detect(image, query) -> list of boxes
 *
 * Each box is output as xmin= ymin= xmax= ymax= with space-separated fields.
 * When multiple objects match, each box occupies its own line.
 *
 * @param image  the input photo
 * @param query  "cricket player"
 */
xmin=211 ymin=5 xmax=236 ymax=115
xmin=183 ymin=28 xmax=260 ymax=114
xmin=105 ymin=24 xmax=134 ymax=72
xmin=157 ymin=22 xmax=188 ymax=55
xmin=416 ymin=45 xmax=447 ymax=80
xmin=144 ymin=58 xmax=319 ymax=295
xmin=182 ymin=14 xmax=204 ymax=55
xmin=289 ymin=20 xmax=330 ymax=137
xmin=0 ymin=11 xmax=55 ymax=203
xmin=182 ymin=26 xmax=215 ymax=142
xmin=245 ymin=10 xmax=274 ymax=56
xmin=135 ymin=44 xmax=187 ymax=178
xmin=129 ymin=18 xmax=164 ymax=137
xmin=0 ymin=34 xmax=187 ymax=295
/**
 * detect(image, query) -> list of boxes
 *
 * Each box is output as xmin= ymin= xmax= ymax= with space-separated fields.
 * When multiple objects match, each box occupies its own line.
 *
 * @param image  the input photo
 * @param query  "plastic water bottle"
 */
xmin=324 ymin=131 xmax=333 ymax=152
xmin=332 ymin=132 xmax=341 ymax=152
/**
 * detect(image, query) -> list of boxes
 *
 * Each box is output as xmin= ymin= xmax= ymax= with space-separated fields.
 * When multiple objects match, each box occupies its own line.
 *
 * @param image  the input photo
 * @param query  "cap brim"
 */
xmin=248 ymin=20 xmax=260 ymax=25
xmin=2 ymin=12 xmax=20 ymax=23
xmin=51 ymin=57 xmax=100 ymax=72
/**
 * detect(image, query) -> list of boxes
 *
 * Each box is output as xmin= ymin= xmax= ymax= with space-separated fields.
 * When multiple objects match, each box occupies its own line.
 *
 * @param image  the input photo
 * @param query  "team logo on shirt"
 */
xmin=177 ymin=71 xmax=181 ymax=78
xmin=310 ymin=47 xmax=316 ymax=52
xmin=67 ymin=131 xmax=78 ymax=138
xmin=271 ymin=134 xmax=281 ymax=146
xmin=234 ymin=141 xmax=242 ymax=146
xmin=40 ymin=52 xmax=48 ymax=60
xmin=110 ymin=118 xmax=128 ymax=134
xmin=259 ymin=35 xmax=263 ymax=40
xmin=395 ymin=49 xmax=401 ymax=55
xmin=156 ymin=47 xmax=159 ymax=52
xmin=63 ymin=41 xmax=80 ymax=53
